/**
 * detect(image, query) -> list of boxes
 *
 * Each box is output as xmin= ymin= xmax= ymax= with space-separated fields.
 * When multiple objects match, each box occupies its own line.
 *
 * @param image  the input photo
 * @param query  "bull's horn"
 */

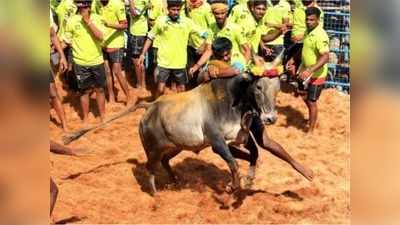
xmin=271 ymin=49 xmax=285 ymax=67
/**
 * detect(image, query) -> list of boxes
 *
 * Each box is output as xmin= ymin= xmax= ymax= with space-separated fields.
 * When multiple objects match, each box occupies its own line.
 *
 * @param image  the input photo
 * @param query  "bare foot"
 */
xmin=292 ymin=161 xmax=314 ymax=181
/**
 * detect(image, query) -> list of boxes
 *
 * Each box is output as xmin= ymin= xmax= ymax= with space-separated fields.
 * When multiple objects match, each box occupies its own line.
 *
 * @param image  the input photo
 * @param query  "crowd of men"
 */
xmin=50 ymin=0 xmax=329 ymax=133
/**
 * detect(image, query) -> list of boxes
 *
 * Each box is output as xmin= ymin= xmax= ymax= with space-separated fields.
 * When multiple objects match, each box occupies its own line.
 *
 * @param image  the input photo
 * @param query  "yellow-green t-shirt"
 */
xmin=55 ymin=0 xmax=77 ymax=40
xmin=91 ymin=0 xmax=101 ymax=14
xmin=99 ymin=0 xmax=127 ymax=48
xmin=148 ymin=0 xmax=166 ymax=48
xmin=264 ymin=3 xmax=290 ymax=45
xmin=278 ymin=0 xmax=291 ymax=12
xmin=301 ymin=24 xmax=329 ymax=79
xmin=130 ymin=0 xmax=150 ymax=36
xmin=228 ymin=3 xmax=265 ymax=53
xmin=186 ymin=2 xmax=215 ymax=49
xmin=64 ymin=14 xmax=106 ymax=66
xmin=148 ymin=16 xmax=207 ymax=69
xmin=209 ymin=22 xmax=248 ymax=65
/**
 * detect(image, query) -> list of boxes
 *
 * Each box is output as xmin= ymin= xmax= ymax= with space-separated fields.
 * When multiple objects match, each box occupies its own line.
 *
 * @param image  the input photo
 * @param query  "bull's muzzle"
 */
xmin=261 ymin=110 xmax=277 ymax=125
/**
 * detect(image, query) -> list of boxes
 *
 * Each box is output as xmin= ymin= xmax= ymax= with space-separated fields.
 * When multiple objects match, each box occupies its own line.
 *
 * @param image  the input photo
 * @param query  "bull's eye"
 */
xmin=256 ymin=85 xmax=262 ymax=90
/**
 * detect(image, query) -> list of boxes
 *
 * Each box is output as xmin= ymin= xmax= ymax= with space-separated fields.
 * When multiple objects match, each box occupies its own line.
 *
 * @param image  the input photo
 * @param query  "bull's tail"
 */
xmin=62 ymin=101 xmax=152 ymax=145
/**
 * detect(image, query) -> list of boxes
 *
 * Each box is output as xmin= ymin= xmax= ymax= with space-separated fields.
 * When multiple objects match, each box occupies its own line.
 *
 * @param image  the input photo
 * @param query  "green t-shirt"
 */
xmin=148 ymin=0 xmax=166 ymax=48
xmin=209 ymin=22 xmax=248 ymax=65
xmin=186 ymin=2 xmax=215 ymax=49
xmin=55 ymin=0 xmax=77 ymax=40
xmin=64 ymin=14 xmax=106 ymax=66
xmin=148 ymin=16 xmax=207 ymax=69
xmin=129 ymin=0 xmax=150 ymax=36
xmin=300 ymin=24 xmax=329 ymax=79
xmin=99 ymin=0 xmax=127 ymax=48
xmin=263 ymin=3 xmax=290 ymax=45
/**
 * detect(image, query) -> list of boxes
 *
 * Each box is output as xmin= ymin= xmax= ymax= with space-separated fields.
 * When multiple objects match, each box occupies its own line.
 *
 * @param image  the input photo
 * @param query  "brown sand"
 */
xmin=50 ymin=85 xmax=350 ymax=224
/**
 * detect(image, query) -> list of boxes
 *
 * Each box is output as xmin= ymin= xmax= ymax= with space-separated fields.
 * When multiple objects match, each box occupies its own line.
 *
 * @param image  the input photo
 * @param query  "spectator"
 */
xmin=262 ymin=0 xmax=291 ymax=62
xmin=208 ymin=1 xmax=251 ymax=70
xmin=98 ymin=0 xmax=131 ymax=104
xmin=129 ymin=0 xmax=150 ymax=91
xmin=138 ymin=0 xmax=208 ymax=98
xmin=50 ymin=11 xmax=69 ymax=131
xmin=64 ymin=0 xmax=107 ymax=125
xmin=296 ymin=6 xmax=329 ymax=133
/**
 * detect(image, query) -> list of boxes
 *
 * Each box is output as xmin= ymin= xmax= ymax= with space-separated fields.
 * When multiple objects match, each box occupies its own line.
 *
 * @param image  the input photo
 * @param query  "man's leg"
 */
xmin=175 ymin=69 xmax=187 ymax=93
xmin=155 ymin=67 xmax=169 ymax=98
xmin=250 ymin=117 xmax=314 ymax=181
xmin=112 ymin=62 xmax=131 ymax=104
xmin=104 ymin=60 xmax=115 ymax=103
xmin=156 ymin=82 xmax=166 ymax=99
xmin=94 ymin=87 xmax=106 ymax=122
xmin=305 ymin=100 xmax=318 ymax=133
xmin=305 ymin=84 xmax=323 ymax=133
xmin=80 ymin=90 xmax=90 ymax=125
xmin=50 ymin=82 xmax=67 ymax=131
xmin=131 ymin=35 xmax=146 ymax=90
xmin=50 ymin=178 xmax=58 ymax=216
xmin=133 ymin=57 xmax=145 ymax=89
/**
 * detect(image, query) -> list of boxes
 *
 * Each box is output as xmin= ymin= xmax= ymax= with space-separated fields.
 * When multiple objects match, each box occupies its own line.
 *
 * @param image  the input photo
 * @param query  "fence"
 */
xmin=318 ymin=0 xmax=350 ymax=93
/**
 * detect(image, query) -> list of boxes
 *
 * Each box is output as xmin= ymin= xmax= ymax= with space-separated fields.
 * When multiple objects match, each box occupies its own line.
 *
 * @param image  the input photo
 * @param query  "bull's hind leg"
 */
xmin=145 ymin=153 xmax=162 ymax=196
xmin=161 ymin=149 xmax=181 ymax=183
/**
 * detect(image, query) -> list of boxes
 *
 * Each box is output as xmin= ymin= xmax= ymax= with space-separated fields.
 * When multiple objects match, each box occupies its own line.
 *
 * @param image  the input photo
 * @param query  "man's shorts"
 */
xmin=156 ymin=66 xmax=188 ymax=85
xmin=103 ymin=48 xmax=124 ymax=64
xmin=129 ymin=35 xmax=146 ymax=58
xmin=298 ymin=80 xmax=323 ymax=102
xmin=73 ymin=63 xmax=106 ymax=91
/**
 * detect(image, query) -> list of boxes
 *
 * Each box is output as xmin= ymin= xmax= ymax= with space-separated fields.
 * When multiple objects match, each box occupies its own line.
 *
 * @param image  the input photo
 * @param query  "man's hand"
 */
xmin=280 ymin=24 xmax=288 ymax=34
xmin=138 ymin=54 xmax=145 ymax=67
xmin=285 ymin=59 xmax=296 ymax=76
xmin=59 ymin=56 xmax=68 ymax=73
xmin=260 ymin=44 xmax=273 ymax=56
xmin=81 ymin=7 xmax=91 ymax=24
xmin=299 ymin=69 xmax=313 ymax=80
xmin=189 ymin=63 xmax=200 ymax=78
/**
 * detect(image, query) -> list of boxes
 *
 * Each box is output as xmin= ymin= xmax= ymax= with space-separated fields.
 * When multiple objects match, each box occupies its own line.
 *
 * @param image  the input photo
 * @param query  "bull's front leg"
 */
xmin=209 ymin=137 xmax=241 ymax=193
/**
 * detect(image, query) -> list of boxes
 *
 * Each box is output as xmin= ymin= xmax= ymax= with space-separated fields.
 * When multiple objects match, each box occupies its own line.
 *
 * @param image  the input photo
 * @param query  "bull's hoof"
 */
xmin=225 ymin=182 xmax=240 ymax=194
xmin=242 ymin=176 xmax=254 ymax=189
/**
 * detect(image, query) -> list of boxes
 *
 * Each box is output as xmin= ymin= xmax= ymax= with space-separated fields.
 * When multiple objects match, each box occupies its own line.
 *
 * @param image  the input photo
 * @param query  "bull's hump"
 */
xmin=199 ymin=82 xmax=226 ymax=102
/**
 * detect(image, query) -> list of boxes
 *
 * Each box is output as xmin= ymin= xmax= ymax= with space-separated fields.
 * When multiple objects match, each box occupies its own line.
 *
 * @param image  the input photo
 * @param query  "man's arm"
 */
xmin=50 ymin=27 xmax=68 ymax=72
xmin=261 ymin=29 xmax=283 ymax=43
xmin=240 ymin=43 xmax=251 ymax=63
xmin=81 ymin=12 xmax=104 ymax=40
xmin=137 ymin=38 xmax=153 ymax=66
xmin=299 ymin=52 xmax=329 ymax=79
xmin=189 ymin=43 xmax=212 ymax=76
xmin=105 ymin=20 xmax=128 ymax=30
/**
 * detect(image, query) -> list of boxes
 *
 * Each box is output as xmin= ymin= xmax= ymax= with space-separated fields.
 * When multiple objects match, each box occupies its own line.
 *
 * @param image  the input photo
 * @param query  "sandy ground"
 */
xmin=50 ymin=83 xmax=350 ymax=224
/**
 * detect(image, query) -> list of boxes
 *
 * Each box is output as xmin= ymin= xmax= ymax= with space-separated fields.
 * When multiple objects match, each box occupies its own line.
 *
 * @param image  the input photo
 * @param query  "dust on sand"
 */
xmin=50 ymin=86 xmax=350 ymax=224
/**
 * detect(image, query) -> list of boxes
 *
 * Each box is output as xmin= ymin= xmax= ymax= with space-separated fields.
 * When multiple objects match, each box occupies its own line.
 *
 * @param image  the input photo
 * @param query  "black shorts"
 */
xmin=73 ymin=63 xmax=106 ymax=91
xmin=306 ymin=84 xmax=323 ymax=102
xmin=129 ymin=35 xmax=146 ymax=58
xmin=103 ymin=48 xmax=124 ymax=63
xmin=156 ymin=66 xmax=188 ymax=85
